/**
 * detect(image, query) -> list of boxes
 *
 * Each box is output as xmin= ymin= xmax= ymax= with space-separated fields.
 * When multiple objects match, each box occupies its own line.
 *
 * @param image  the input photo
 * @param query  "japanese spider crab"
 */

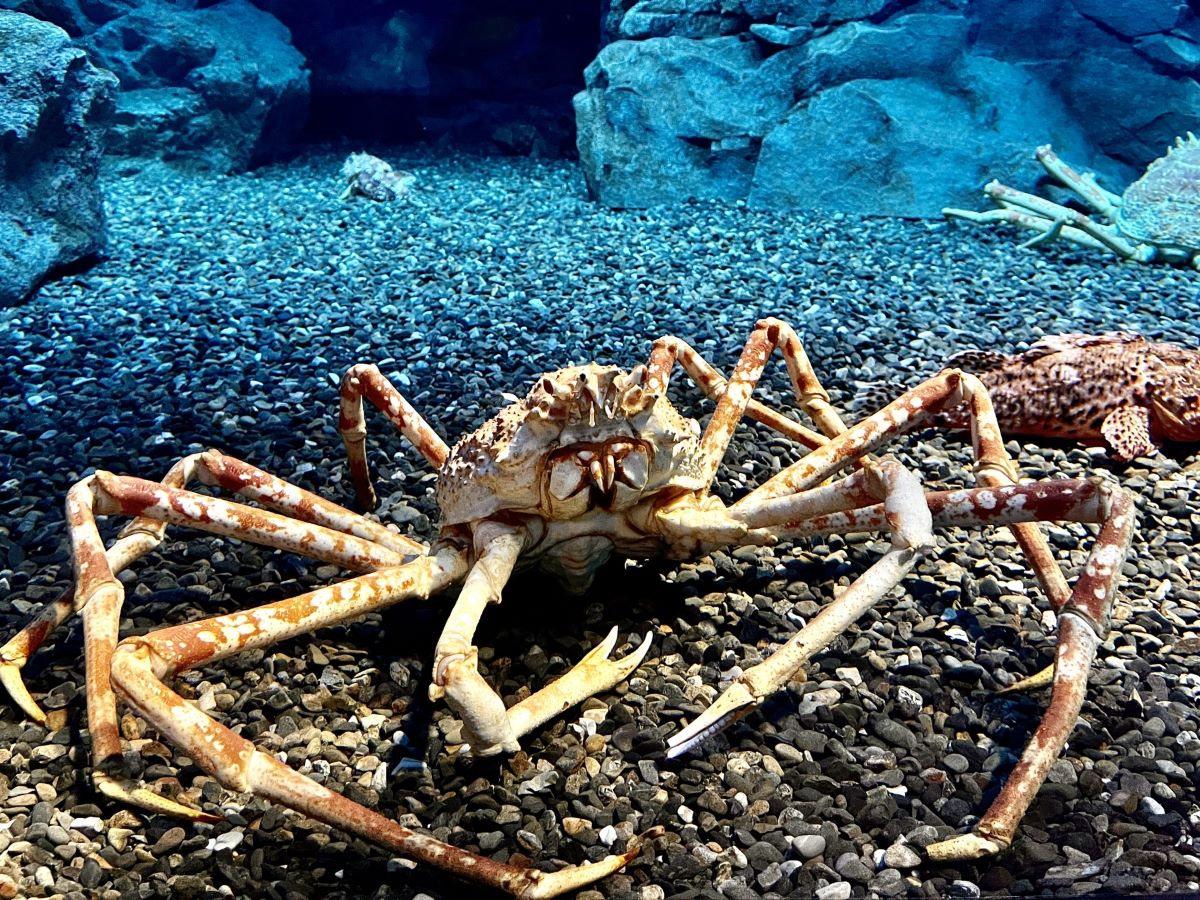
xmin=0 ymin=319 xmax=1135 ymax=896
xmin=944 ymin=137 xmax=1200 ymax=266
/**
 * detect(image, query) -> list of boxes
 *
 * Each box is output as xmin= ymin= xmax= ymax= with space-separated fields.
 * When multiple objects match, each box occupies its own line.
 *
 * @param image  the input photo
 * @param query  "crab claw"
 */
xmin=506 ymin=628 xmax=654 ymax=741
xmin=666 ymin=679 xmax=759 ymax=759
xmin=0 ymin=656 xmax=47 ymax=723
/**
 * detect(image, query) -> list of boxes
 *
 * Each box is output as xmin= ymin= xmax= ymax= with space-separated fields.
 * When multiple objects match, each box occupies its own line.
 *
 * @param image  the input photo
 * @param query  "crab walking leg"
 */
xmin=734 ymin=476 xmax=1136 ymax=859
xmin=984 ymin=182 xmax=1153 ymax=262
xmin=0 ymin=526 xmax=163 ymax=723
xmin=430 ymin=523 xmax=653 ymax=756
xmin=742 ymin=479 xmax=1115 ymax=542
xmin=650 ymin=318 xmax=852 ymax=491
xmin=339 ymin=363 xmax=451 ymax=510
xmin=739 ymin=472 xmax=1107 ymax=701
xmin=942 ymin=206 xmax=1111 ymax=254
xmin=114 ymin=561 xmax=642 ymax=891
xmin=82 ymin=473 xmax=412 ymax=571
xmin=645 ymin=332 xmax=833 ymax=452
xmin=928 ymin=483 xmax=1136 ymax=861
xmin=730 ymin=370 xmax=967 ymax=506
xmin=102 ymin=552 xmax=643 ymax=898
xmin=1034 ymin=144 xmax=1124 ymax=216
xmin=1 ymin=449 xmax=423 ymax=722
xmin=187 ymin=448 xmax=425 ymax=557
xmin=65 ymin=472 xmax=414 ymax=818
xmin=944 ymin=372 xmax=1072 ymax=609
xmin=429 ymin=525 xmax=525 ymax=755
xmin=732 ymin=370 xmax=1072 ymax=609
xmin=667 ymin=458 xmax=934 ymax=757
xmin=653 ymin=462 xmax=904 ymax=555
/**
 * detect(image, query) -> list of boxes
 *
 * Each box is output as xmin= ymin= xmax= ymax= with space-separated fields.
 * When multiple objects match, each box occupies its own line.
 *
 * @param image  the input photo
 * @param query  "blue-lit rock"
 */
xmin=577 ymin=0 xmax=1200 ymax=215
xmin=751 ymin=57 xmax=1103 ymax=217
xmin=575 ymin=36 xmax=793 ymax=207
xmin=84 ymin=0 xmax=309 ymax=172
xmin=0 ymin=0 xmax=134 ymax=36
xmin=1070 ymin=0 xmax=1185 ymax=39
xmin=0 ymin=11 xmax=115 ymax=306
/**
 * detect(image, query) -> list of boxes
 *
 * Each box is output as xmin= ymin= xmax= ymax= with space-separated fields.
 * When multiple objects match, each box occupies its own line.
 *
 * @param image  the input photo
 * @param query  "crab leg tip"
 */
xmin=925 ymin=832 xmax=1005 ymax=862
xmin=632 ymin=630 xmax=654 ymax=665
xmin=597 ymin=625 xmax=620 ymax=656
xmin=95 ymin=773 xmax=223 ymax=823
xmin=997 ymin=663 xmax=1055 ymax=694
xmin=517 ymin=829 xmax=657 ymax=898
xmin=0 ymin=663 xmax=47 ymax=723
xmin=665 ymin=681 xmax=757 ymax=759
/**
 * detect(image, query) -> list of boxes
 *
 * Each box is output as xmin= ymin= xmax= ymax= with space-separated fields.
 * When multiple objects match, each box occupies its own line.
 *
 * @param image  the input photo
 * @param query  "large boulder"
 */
xmin=1070 ymin=0 xmax=1185 ymax=39
xmin=252 ymin=0 xmax=597 ymax=153
xmin=0 ymin=11 xmax=116 ymax=306
xmin=575 ymin=36 xmax=794 ymax=206
xmin=84 ymin=0 xmax=308 ymax=172
xmin=749 ymin=61 xmax=1103 ymax=217
xmin=577 ymin=0 xmax=1200 ymax=216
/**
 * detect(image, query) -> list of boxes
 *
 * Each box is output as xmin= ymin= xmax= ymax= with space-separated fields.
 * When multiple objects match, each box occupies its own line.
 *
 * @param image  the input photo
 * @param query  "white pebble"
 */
xmin=815 ymin=883 xmax=852 ymax=900
xmin=207 ymin=830 xmax=245 ymax=853
xmin=835 ymin=666 xmax=862 ymax=686
xmin=883 ymin=841 xmax=922 ymax=869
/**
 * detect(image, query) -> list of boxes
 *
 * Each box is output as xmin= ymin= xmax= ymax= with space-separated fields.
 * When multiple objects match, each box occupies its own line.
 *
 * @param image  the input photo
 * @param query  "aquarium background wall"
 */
xmin=1 ymin=0 xmax=1198 ymax=304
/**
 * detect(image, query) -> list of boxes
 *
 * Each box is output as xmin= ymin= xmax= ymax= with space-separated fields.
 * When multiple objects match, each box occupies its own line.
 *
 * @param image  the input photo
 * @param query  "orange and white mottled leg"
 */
xmin=667 ymin=449 xmax=1135 ymax=862
xmin=646 ymin=318 xmax=852 ymax=479
xmin=1 ymin=448 xmax=422 ymax=724
xmin=665 ymin=457 xmax=934 ymax=756
xmin=339 ymin=364 xmax=451 ymax=510
xmin=429 ymin=522 xmax=652 ymax=757
xmin=923 ymin=480 xmax=1136 ymax=860
xmin=0 ymin=526 xmax=162 ymax=723
xmin=77 ymin=539 xmax=646 ymax=897
xmin=62 ymin=463 xmax=420 ymax=819
xmin=733 ymin=368 xmax=1071 ymax=607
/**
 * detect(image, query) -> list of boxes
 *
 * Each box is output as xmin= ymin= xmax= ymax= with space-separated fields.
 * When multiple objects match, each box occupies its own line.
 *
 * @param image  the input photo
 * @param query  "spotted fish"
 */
xmin=860 ymin=333 xmax=1200 ymax=462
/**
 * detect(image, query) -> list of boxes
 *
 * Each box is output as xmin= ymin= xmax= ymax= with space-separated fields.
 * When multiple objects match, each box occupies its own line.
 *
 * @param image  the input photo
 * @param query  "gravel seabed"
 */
xmin=1 ymin=148 xmax=1199 ymax=900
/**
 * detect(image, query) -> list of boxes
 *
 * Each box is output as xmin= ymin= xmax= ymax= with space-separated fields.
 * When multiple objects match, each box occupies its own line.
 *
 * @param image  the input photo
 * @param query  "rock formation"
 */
xmin=576 ymin=0 xmax=1200 ymax=216
xmin=0 ymin=11 xmax=116 ymax=306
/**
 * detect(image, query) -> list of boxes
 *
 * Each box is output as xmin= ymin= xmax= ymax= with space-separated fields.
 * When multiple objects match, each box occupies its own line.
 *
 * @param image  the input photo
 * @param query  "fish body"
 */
xmin=938 ymin=333 xmax=1200 ymax=461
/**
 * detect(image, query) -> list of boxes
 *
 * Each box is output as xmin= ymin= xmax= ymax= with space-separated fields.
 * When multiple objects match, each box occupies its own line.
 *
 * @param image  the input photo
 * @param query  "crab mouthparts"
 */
xmin=547 ymin=441 xmax=651 ymax=513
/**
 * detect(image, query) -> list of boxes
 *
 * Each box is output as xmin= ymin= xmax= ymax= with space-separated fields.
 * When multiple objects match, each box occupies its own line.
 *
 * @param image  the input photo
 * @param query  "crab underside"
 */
xmin=0 ymin=319 xmax=1135 ymax=897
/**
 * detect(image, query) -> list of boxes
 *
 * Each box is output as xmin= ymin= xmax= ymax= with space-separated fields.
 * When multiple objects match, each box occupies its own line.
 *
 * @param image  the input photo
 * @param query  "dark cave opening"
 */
xmin=254 ymin=0 xmax=604 ymax=154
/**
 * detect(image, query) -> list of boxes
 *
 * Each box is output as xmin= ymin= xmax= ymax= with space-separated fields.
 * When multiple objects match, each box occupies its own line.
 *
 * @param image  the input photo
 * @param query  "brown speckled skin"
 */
xmin=940 ymin=332 xmax=1200 ymax=458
